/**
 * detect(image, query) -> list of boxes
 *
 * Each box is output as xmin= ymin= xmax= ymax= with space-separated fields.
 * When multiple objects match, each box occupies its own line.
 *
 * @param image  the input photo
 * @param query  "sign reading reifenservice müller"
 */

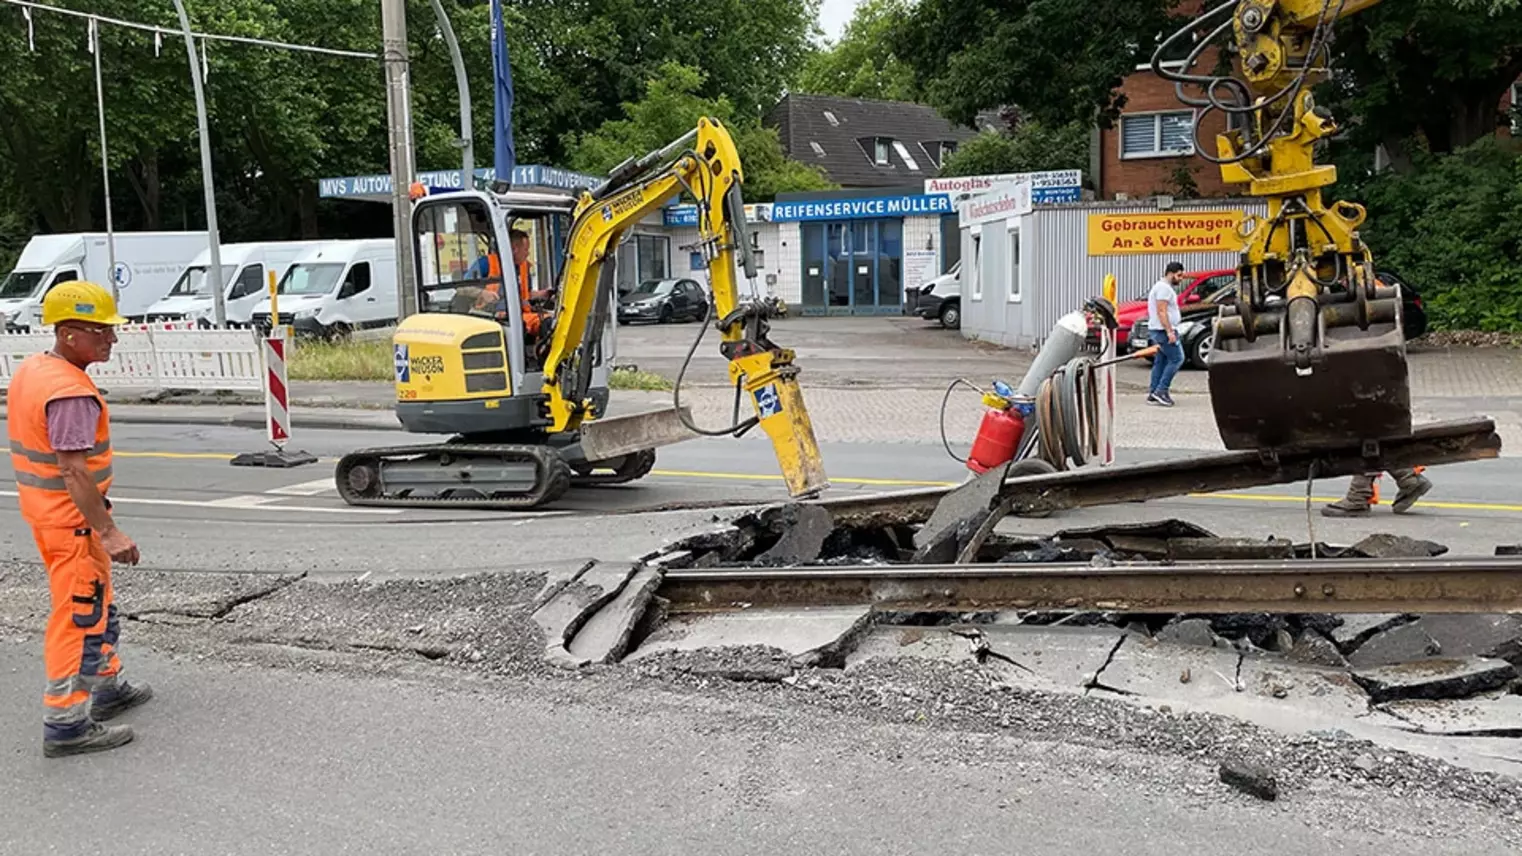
xmin=1086 ymin=210 xmax=1248 ymax=255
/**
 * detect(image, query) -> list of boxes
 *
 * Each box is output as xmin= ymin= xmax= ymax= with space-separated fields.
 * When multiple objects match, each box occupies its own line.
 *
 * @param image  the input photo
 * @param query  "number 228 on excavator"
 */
xmin=335 ymin=117 xmax=830 ymax=509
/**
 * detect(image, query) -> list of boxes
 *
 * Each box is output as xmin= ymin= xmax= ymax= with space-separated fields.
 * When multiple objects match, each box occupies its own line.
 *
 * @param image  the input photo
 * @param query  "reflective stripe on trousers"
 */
xmin=35 ymin=526 xmax=123 ymax=741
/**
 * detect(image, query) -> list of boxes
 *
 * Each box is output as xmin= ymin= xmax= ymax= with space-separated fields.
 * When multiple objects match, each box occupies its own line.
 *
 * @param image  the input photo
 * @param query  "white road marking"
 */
xmin=267 ymin=478 xmax=337 ymax=497
xmin=0 ymin=490 xmax=399 ymax=516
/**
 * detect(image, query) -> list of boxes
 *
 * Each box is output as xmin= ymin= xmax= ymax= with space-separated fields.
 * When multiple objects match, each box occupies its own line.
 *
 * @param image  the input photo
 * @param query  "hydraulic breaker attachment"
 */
xmin=1208 ymin=283 xmax=1411 ymax=451
xmin=729 ymin=349 xmax=829 ymax=500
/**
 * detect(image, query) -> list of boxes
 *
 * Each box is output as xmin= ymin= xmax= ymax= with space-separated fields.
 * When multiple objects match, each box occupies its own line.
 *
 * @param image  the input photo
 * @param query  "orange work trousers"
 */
xmin=34 ymin=526 xmax=122 ymax=741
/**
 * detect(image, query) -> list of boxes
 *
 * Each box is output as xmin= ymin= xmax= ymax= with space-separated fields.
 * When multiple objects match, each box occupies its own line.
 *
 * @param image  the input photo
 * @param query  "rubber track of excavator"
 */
xmin=333 ymin=444 xmax=659 ymax=510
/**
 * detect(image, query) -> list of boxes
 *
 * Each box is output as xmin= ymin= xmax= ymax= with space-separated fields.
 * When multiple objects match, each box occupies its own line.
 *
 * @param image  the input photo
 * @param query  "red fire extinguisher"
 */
xmin=967 ymin=382 xmax=1027 ymax=474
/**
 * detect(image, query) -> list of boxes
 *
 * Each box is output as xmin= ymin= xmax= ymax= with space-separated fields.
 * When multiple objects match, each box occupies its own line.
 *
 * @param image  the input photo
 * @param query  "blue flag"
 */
xmin=490 ymin=0 xmax=516 ymax=184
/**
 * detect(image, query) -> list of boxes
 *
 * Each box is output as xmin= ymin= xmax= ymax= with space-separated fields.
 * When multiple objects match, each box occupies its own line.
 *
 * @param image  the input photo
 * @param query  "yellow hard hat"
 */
xmin=42 ymin=280 xmax=128 ymax=327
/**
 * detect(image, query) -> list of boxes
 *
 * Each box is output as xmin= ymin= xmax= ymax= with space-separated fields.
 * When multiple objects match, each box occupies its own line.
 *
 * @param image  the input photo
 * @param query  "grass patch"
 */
xmin=610 ymin=366 xmax=674 ymax=391
xmin=288 ymin=338 xmax=391 ymax=381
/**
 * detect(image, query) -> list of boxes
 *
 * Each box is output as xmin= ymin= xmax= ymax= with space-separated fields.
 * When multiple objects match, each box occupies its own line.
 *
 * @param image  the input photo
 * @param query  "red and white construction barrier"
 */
xmin=231 ymin=328 xmax=316 ymax=468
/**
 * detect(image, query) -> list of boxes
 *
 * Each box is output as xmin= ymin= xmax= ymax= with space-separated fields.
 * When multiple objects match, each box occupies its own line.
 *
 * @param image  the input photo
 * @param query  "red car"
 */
xmin=1088 ymin=268 xmax=1237 ymax=351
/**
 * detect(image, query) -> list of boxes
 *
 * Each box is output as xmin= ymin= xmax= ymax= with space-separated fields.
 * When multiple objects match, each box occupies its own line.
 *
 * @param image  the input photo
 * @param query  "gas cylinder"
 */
xmin=967 ymin=382 xmax=1026 ymax=474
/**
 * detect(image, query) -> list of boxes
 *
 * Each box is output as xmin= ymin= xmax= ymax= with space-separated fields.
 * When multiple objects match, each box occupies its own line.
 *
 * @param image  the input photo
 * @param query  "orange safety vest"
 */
xmin=6 ymin=353 xmax=113 ymax=529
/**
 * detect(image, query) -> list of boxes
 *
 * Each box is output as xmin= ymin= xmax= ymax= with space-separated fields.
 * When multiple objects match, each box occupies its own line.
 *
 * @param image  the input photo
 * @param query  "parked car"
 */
xmin=906 ymin=260 xmax=962 ymax=329
xmin=1128 ymin=269 xmax=1429 ymax=370
xmin=1087 ymin=268 xmax=1237 ymax=351
xmin=617 ymin=278 xmax=709 ymax=324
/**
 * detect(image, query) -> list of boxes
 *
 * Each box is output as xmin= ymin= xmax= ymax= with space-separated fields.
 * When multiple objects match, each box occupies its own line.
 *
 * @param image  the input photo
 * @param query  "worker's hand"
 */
xmin=1167 ymin=329 xmax=1178 ymax=344
xmin=100 ymin=527 xmax=140 ymax=566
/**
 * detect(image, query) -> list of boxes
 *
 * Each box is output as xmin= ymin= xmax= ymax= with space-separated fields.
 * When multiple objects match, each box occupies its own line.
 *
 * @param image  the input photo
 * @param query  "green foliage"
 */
xmin=0 ymin=0 xmax=818 ymax=247
xmin=1352 ymin=139 xmax=1522 ymax=331
xmin=889 ymin=0 xmax=1176 ymax=128
xmin=564 ymin=62 xmax=835 ymax=201
xmin=795 ymin=0 xmax=918 ymax=101
xmin=1317 ymin=0 xmax=1522 ymax=156
xmin=938 ymin=120 xmax=1088 ymax=177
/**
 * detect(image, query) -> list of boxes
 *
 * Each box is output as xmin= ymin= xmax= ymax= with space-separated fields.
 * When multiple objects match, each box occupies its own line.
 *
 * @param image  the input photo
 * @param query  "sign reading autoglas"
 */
xmin=770 ymin=194 xmax=953 ymax=222
xmin=926 ymin=170 xmax=1081 ymax=204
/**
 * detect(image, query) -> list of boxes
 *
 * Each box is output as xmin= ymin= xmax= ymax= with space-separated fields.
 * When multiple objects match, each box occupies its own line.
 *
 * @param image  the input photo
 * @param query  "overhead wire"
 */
xmin=0 ymin=0 xmax=379 ymax=59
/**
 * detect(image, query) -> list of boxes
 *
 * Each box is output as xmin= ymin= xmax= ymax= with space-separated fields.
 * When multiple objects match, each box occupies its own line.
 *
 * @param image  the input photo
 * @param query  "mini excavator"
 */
xmin=1153 ymin=0 xmax=1412 ymax=452
xmin=334 ymin=118 xmax=829 ymax=509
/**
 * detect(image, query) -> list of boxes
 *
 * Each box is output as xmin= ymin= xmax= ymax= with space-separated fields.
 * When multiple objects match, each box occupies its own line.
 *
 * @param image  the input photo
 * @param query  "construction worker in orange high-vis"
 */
xmin=7 ymin=281 xmax=150 ymax=758
xmin=473 ymin=229 xmax=547 ymax=337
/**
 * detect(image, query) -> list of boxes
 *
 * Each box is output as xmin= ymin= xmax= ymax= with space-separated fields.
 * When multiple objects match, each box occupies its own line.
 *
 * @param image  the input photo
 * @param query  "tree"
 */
xmin=938 ymin=118 xmax=1089 ymax=177
xmin=563 ymin=62 xmax=835 ymax=201
xmin=795 ymin=0 xmax=918 ymax=101
xmin=1319 ymin=0 xmax=1522 ymax=162
xmin=890 ymin=0 xmax=1176 ymax=129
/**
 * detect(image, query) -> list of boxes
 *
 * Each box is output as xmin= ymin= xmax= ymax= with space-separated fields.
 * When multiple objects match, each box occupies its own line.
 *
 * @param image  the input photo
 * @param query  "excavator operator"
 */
xmin=472 ymin=229 xmax=551 ymax=346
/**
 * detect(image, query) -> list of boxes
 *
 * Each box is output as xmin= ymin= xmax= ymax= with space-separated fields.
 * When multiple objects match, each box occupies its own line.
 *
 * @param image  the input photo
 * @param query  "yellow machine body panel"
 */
xmin=393 ymin=312 xmax=513 ymax=404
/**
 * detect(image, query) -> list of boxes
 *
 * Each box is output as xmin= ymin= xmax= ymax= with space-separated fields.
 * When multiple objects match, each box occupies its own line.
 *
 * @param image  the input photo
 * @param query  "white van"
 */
xmin=909 ymin=260 xmax=962 ymax=329
xmin=139 ymin=240 xmax=327 ymax=327
xmin=0 ymin=231 xmax=209 ymax=331
xmin=250 ymin=239 xmax=398 ymax=339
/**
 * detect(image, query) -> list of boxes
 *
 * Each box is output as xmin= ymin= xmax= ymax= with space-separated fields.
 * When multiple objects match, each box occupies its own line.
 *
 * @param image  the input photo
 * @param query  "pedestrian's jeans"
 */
xmin=1148 ymin=329 xmax=1184 ymax=394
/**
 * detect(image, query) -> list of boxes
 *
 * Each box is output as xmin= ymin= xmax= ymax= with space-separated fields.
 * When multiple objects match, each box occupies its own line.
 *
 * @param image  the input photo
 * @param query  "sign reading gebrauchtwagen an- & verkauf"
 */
xmin=770 ymin=194 xmax=954 ymax=222
xmin=1086 ymin=210 xmax=1248 ymax=256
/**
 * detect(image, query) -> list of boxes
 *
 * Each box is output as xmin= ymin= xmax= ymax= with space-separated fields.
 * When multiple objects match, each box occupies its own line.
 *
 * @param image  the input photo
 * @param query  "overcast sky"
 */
xmin=817 ymin=0 xmax=859 ymax=41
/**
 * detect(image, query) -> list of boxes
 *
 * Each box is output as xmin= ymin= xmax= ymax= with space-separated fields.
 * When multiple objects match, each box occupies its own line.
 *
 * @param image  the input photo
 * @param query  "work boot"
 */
xmin=1320 ymin=497 xmax=1371 ymax=517
xmin=1391 ymin=472 xmax=1433 ymax=514
xmin=43 ymin=721 xmax=134 ymax=758
xmin=91 ymin=680 xmax=153 ymax=721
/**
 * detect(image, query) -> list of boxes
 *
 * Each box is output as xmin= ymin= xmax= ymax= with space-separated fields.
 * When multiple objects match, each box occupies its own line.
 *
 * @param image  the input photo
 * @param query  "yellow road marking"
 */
xmin=104 ymin=451 xmax=1522 ymax=512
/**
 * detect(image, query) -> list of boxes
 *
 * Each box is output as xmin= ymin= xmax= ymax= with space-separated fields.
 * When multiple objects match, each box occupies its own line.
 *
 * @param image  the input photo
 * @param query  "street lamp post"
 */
xmin=171 ymin=0 xmax=226 ymax=327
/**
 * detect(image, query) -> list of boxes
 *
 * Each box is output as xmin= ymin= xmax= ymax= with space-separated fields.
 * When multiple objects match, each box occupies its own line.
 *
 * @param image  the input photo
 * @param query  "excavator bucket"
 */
xmin=1207 ymin=310 xmax=1413 ymax=452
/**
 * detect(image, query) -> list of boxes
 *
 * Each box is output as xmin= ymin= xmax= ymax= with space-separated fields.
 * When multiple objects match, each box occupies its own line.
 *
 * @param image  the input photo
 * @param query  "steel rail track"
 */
xmin=658 ymin=555 xmax=1522 ymax=615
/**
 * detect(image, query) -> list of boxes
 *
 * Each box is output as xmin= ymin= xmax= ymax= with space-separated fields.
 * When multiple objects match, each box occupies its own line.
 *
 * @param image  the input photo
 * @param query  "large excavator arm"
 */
xmin=541 ymin=117 xmax=829 ymax=499
xmin=1151 ymin=0 xmax=1409 ymax=453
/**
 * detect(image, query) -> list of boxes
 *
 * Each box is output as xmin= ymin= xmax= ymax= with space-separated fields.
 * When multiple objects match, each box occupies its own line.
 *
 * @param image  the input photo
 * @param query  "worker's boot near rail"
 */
xmin=1322 ymin=469 xmax=1433 ymax=517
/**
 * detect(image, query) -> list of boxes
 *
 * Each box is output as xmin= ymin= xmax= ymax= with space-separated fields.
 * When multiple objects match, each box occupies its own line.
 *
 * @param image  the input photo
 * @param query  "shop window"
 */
xmin=970 ymin=231 xmax=983 ymax=301
xmin=1006 ymin=224 xmax=1022 ymax=304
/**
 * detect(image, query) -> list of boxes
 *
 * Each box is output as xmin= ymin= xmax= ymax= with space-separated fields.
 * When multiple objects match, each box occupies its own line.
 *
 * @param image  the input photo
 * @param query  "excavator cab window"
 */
xmin=412 ymin=197 xmax=509 ymax=318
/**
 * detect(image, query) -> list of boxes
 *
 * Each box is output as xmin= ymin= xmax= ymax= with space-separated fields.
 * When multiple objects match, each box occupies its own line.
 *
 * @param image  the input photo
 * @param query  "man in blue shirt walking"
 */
xmin=1147 ymin=261 xmax=1187 ymax=407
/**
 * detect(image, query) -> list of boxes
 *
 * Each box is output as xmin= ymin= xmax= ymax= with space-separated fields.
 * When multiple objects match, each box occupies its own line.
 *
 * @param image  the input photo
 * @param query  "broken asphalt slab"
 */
xmin=846 ymin=625 xmax=1128 ymax=692
xmin=565 ymin=565 xmax=664 ymax=666
xmin=1381 ymin=694 xmax=1522 ymax=737
xmin=531 ymin=561 xmax=641 ymax=669
xmin=1353 ymin=657 xmax=1519 ymax=704
xmin=626 ymin=605 xmax=875 ymax=673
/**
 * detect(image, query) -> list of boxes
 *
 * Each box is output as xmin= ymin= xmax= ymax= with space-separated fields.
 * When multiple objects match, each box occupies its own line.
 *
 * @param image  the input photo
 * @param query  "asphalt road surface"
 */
xmin=0 ymin=421 xmax=1516 ymax=577
xmin=0 ymin=641 xmax=1514 ymax=856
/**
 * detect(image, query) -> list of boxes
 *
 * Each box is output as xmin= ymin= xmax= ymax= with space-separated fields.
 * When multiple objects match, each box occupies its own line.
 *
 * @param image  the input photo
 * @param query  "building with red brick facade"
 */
xmin=1092 ymin=3 xmax=1522 ymax=200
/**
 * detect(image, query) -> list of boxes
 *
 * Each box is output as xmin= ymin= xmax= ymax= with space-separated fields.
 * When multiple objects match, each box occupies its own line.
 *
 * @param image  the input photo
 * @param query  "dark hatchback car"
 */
xmin=617 ymin=278 xmax=710 ymax=324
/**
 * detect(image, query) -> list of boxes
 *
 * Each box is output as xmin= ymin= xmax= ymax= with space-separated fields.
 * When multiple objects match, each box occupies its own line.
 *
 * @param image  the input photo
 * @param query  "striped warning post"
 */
xmin=231 ymin=327 xmax=316 ymax=468
xmin=264 ymin=333 xmax=291 ymax=444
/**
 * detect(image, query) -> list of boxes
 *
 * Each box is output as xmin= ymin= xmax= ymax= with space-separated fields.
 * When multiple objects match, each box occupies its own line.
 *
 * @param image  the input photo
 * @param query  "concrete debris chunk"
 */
xmin=1167 ymin=536 xmax=1295 ymax=561
xmin=1348 ymin=533 xmax=1448 ymax=559
xmin=1288 ymin=632 xmax=1348 ymax=669
xmin=1347 ymin=622 xmax=1441 ymax=668
xmin=756 ymin=504 xmax=835 ymax=565
xmin=912 ymin=462 xmax=1010 ymax=563
xmin=1352 ymin=656 xmax=1518 ymax=704
xmin=1155 ymin=618 xmax=1229 ymax=649
xmin=1413 ymin=614 xmax=1522 ymax=666
xmin=1329 ymin=613 xmax=1406 ymax=651
xmin=531 ymin=561 xmax=639 ymax=669
xmin=1218 ymin=759 xmax=1278 ymax=801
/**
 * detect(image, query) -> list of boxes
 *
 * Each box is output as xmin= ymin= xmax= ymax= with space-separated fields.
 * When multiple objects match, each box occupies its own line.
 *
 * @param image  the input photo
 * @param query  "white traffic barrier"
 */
xmin=0 ymin=323 xmax=263 ymax=395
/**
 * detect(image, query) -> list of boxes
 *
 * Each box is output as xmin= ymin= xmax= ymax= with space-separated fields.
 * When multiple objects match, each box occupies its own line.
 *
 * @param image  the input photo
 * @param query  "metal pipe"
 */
xmin=426 ymin=0 xmax=472 ymax=182
xmin=381 ymin=0 xmax=419 ymax=319
xmin=89 ymin=17 xmax=118 ymax=302
xmin=171 ymin=0 xmax=225 ymax=328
